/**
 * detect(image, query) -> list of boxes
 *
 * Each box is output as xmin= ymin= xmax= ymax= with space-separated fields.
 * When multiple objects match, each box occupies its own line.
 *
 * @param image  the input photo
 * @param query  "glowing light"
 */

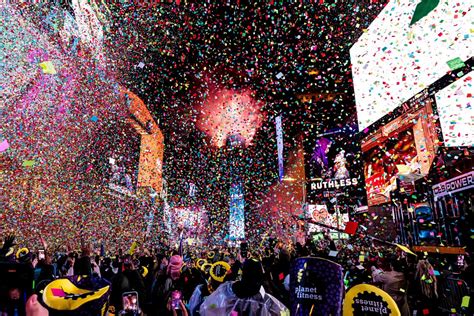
xmin=197 ymin=88 xmax=264 ymax=147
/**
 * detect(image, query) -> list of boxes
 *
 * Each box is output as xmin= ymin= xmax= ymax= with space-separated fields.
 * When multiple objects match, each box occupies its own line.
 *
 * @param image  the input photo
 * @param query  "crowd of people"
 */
xmin=0 ymin=233 xmax=472 ymax=316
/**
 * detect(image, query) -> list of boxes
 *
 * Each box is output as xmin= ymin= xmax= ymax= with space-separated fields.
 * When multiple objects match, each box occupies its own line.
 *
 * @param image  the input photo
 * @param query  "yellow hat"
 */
xmin=140 ymin=266 xmax=148 ymax=278
xmin=16 ymin=247 xmax=29 ymax=259
xmin=209 ymin=261 xmax=231 ymax=283
xmin=196 ymin=258 xmax=207 ymax=270
xmin=201 ymin=263 xmax=212 ymax=274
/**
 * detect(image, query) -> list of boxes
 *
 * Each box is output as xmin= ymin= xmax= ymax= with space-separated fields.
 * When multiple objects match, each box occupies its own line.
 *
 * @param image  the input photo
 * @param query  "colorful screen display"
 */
xmin=306 ymin=204 xmax=349 ymax=234
xmin=229 ymin=183 xmax=245 ymax=240
xmin=350 ymin=0 xmax=473 ymax=131
xmin=304 ymin=130 xmax=364 ymax=202
xmin=361 ymin=99 xmax=440 ymax=206
xmin=435 ymin=70 xmax=474 ymax=147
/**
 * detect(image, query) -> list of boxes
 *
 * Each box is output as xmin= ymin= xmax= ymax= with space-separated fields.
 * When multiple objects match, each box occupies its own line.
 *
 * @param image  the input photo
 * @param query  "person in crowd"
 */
xmin=25 ymin=275 xmax=111 ymax=316
xmin=109 ymin=255 xmax=146 ymax=314
xmin=2 ymin=233 xmax=474 ymax=315
xmin=188 ymin=261 xmax=231 ymax=315
xmin=414 ymin=259 xmax=438 ymax=313
xmin=372 ymin=256 xmax=410 ymax=316
xmin=148 ymin=254 xmax=185 ymax=316
xmin=199 ymin=258 xmax=289 ymax=315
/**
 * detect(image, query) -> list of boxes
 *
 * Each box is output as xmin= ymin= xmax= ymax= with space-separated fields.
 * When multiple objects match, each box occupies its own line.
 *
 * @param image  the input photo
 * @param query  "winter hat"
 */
xmin=37 ymin=275 xmax=111 ymax=316
xmin=167 ymin=255 xmax=183 ymax=280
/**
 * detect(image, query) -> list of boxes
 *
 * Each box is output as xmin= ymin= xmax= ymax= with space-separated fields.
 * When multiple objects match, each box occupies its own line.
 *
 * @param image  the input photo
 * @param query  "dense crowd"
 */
xmin=0 ymin=234 xmax=472 ymax=316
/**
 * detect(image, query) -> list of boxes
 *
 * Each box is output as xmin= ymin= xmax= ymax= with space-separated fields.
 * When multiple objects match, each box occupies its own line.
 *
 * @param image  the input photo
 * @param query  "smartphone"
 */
xmin=240 ymin=242 xmax=248 ymax=259
xmin=0 ymin=262 xmax=34 ymax=312
xmin=38 ymin=249 xmax=45 ymax=260
xmin=171 ymin=290 xmax=182 ymax=310
xmin=122 ymin=291 xmax=139 ymax=312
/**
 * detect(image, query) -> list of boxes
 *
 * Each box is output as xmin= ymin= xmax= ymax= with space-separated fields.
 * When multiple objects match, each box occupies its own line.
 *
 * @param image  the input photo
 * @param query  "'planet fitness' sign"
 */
xmin=343 ymin=284 xmax=400 ymax=316
xmin=290 ymin=257 xmax=343 ymax=316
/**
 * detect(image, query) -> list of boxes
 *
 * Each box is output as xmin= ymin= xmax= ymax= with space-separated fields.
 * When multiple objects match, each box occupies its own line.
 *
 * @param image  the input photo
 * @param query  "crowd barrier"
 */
xmin=438 ymin=275 xmax=470 ymax=313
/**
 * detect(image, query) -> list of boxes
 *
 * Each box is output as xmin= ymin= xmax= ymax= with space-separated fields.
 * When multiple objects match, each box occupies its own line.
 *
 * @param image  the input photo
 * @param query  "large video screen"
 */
xmin=229 ymin=183 xmax=245 ymax=240
xmin=105 ymin=121 xmax=141 ymax=194
xmin=435 ymin=70 xmax=474 ymax=147
xmin=306 ymin=204 xmax=349 ymax=234
xmin=304 ymin=130 xmax=365 ymax=203
xmin=361 ymin=99 xmax=440 ymax=206
xmin=350 ymin=0 xmax=473 ymax=131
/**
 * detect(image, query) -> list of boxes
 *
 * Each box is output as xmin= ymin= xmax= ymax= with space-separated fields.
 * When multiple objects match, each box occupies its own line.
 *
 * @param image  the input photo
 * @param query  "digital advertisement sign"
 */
xmin=122 ymin=89 xmax=165 ymax=194
xmin=361 ymin=98 xmax=440 ymax=206
xmin=229 ymin=183 xmax=245 ymax=240
xmin=350 ymin=0 xmax=473 ymax=131
xmin=170 ymin=205 xmax=208 ymax=238
xmin=306 ymin=204 xmax=349 ymax=234
xmin=304 ymin=130 xmax=365 ymax=202
xmin=435 ymin=70 xmax=474 ymax=147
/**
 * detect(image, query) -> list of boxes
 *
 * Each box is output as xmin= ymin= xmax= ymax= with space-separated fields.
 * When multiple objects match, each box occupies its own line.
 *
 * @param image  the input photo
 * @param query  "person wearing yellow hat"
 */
xmin=188 ymin=261 xmax=231 ymax=316
xmin=195 ymin=259 xmax=207 ymax=271
xmin=199 ymin=259 xmax=289 ymax=315
xmin=25 ymin=275 xmax=111 ymax=316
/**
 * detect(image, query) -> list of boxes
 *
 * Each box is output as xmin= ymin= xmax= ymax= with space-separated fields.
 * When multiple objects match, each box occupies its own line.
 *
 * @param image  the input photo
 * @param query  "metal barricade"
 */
xmin=438 ymin=276 xmax=470 ymax=313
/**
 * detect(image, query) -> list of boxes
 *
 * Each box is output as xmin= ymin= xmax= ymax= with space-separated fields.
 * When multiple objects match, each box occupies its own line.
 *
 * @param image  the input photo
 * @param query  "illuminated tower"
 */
xmin=227 ymin=134 xmax=246 ymax=241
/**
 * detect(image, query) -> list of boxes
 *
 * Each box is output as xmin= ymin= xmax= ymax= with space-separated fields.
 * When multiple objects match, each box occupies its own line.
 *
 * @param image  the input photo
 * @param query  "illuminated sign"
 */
xmin=310 ymin=178 xmax=359 ymax=191
xmin=121 ymin=88 xmax=164 ymax=193
xmin=304 ymin=130 xmax=364 ymax=202
xmin=432 ymin=171 xmax=474 ymax=200
xmin=229 ymin=183 xmax=245 ymax=240
xmin=435 ymin=71 xmax=474 ymax=147
xmin=306 ymin=205 xmax=349 ymax=234
xmin=276 ymin=115 xmax=284 ymax=182
xmin=361 ymin=100 xmax=439 ymax=206
xmin=351 ymin=0 xmax=473 ymax=131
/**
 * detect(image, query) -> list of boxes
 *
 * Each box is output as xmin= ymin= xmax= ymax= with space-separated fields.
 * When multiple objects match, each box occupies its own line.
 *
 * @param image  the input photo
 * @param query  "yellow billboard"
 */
xmin=121 ymin=88 xmax=164 ymax=193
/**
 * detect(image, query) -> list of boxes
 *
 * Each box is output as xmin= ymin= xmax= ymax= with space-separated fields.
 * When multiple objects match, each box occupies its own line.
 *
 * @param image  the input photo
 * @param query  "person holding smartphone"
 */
xmin=166 ymin=290 xmax=188 ymax=316
xmin=120 ymin=291 xmax=142 ymax=316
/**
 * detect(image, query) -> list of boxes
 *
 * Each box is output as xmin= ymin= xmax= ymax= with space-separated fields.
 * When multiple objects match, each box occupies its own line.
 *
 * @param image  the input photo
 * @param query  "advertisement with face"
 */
xmin=305 ymin=130 xmax=365 ymax=203
xmin=306 ymin=205 xmax=349 ymax=234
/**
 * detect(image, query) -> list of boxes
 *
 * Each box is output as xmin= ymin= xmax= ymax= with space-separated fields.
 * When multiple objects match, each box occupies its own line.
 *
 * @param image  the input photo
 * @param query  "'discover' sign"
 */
xmin=290 ymin=257 xmax=343 ymax=316
xmin=343 ymin=284 xmax=400 ymax=316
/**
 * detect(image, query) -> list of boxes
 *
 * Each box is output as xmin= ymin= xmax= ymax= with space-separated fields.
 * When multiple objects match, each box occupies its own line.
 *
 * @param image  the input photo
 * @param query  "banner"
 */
xmin=343 ymin=284 xmax=400 ymax=316
xmin=276 ymin=115 xmax=284 ymax=182
xmin=290 ymin=257 xmax=344 ymax=316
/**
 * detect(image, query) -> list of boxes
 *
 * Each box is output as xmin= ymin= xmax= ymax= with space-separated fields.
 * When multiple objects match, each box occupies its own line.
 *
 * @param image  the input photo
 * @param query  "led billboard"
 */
xmin=306 ymin=204 xmax=349 ymax=234
xmin=304 ymin=129 xmax=365 ymax=203
xmin=122 ymin=89 xmax=165 ymax=193
xmin=435 ymin=71 xmax=474 ymax=147
xmin=361 ymin=98 xmax=440 ymax=206
xmin=229 ymin=183 xmax=245 ymax=240
xmin=350 ymin=0 xmax=473 ymax=131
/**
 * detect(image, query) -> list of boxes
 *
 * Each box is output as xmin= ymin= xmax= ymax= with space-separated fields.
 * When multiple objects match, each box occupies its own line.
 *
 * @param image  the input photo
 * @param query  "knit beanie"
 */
xmin=167 ymin=255 xmax=183 ymax=280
